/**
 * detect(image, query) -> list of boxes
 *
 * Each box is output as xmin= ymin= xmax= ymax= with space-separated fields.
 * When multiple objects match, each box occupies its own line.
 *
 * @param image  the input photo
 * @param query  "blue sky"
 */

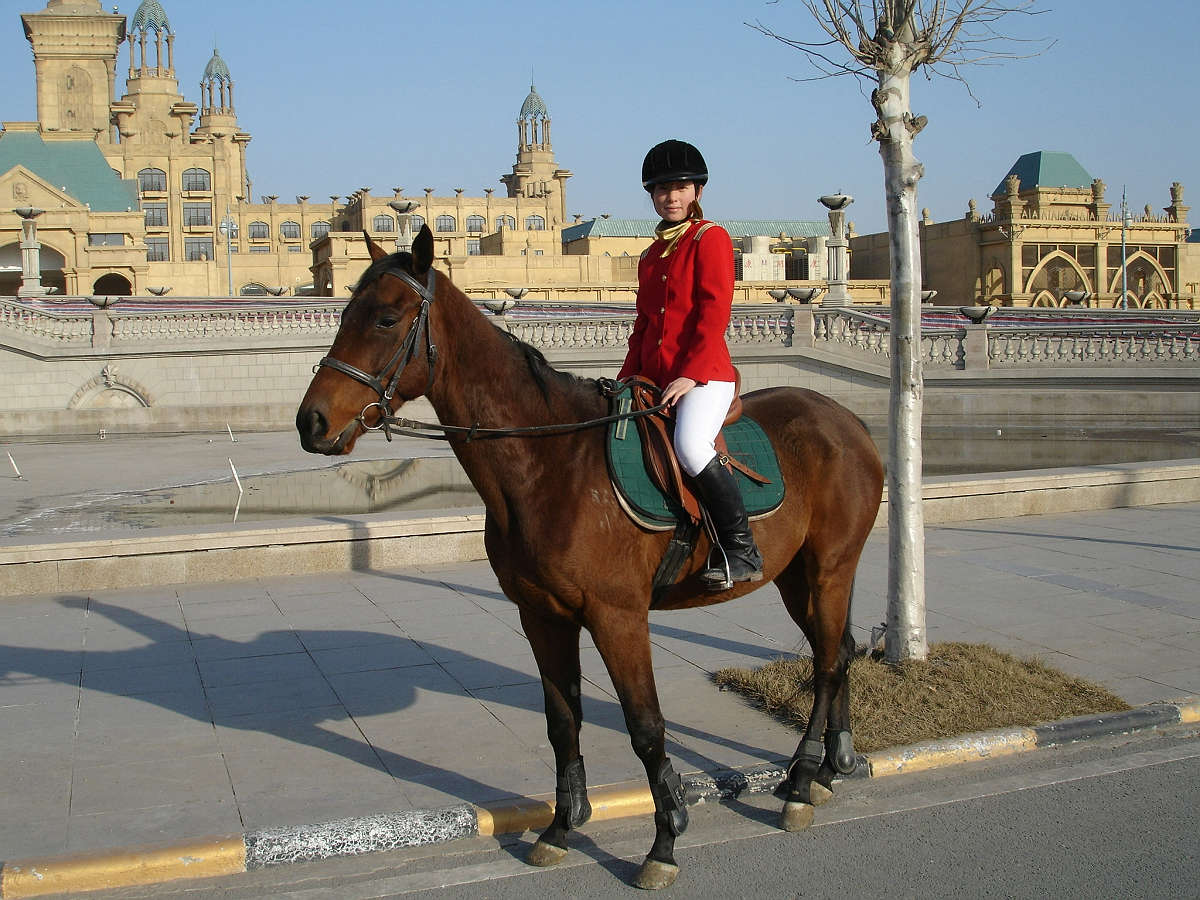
xmin=3 ymin=0 xmax=1197 ymax=234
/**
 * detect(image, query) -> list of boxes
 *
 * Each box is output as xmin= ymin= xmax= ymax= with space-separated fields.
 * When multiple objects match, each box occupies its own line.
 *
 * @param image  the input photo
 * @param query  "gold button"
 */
xmin=657 ymin=338 xmax=663 ymax=345
xmin=659 ymin=307 xmax=665 ymax=314
xmin=661 ymin=274 xmax=667 ymax=282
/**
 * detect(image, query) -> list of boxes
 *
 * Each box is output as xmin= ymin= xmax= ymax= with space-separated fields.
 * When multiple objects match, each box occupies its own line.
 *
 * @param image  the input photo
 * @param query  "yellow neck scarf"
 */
xmin=654 ymin=200 xmax=704 ymax=258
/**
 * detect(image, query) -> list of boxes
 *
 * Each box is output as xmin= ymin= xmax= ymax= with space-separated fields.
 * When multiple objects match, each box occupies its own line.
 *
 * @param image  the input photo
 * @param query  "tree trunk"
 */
xmin=877 ymin=56 xmax=928 ymax=663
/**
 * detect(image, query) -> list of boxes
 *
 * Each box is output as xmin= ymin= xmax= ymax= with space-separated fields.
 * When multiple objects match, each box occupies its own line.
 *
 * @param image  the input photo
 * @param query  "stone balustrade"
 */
xmin=2 ymin=296 xmax=1198 ymax=437
xmin=988 ymin=325 xmax=1198 ymax=367
xmin=812 ymin=306 xmax=1200 ymax=371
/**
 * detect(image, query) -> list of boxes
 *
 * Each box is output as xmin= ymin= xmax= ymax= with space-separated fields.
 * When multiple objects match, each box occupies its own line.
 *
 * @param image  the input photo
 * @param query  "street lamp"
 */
xmin=1120 ymin=188 xmax=1131 ymax=310
xmin=218 ymin=207 xmax=238 ymax=297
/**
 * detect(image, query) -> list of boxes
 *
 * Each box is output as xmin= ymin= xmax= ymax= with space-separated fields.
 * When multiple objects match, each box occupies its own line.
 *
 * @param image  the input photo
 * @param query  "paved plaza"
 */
xmin=0 ymin=500 xmax=1197 ymax=862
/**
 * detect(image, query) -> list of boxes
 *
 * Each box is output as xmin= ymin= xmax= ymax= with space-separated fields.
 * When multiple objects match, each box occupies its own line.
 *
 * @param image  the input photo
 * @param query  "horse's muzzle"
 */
xmin=296 ymin=406 xmax=355 ymax=455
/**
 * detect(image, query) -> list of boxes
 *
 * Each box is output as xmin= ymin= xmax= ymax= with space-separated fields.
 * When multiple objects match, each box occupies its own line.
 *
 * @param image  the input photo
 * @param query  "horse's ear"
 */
xmin=364 ymin=230 xmax=387 ymax=262
xmin=412 ymin=224 xmax=434 ymax=275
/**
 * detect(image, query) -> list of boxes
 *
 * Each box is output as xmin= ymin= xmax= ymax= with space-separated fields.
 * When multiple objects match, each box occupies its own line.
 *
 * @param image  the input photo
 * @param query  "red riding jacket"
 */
xmin=617 ymin=219 xmax=737 ymax=387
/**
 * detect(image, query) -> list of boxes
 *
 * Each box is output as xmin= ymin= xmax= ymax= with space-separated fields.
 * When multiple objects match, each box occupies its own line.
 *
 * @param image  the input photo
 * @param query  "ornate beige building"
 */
xmin=0 ymin=0 xmax=831 ymax=301
xmin=851 ymin=151 xmax=1197 ymax=309
xmin=0 ymin=0 xmax=584 ymax=298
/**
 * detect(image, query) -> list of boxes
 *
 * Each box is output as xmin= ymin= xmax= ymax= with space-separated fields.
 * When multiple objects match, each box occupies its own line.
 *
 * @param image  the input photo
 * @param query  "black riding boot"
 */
xmin=691 ymin=456 xmax=763 ymax=591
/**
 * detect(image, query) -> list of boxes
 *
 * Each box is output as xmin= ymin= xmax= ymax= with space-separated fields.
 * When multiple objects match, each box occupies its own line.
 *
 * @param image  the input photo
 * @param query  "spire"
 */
xmin=201 ymin=48 xmax=235 ymax=114
xmin=517 ymin=84 xmax=551 ymax=151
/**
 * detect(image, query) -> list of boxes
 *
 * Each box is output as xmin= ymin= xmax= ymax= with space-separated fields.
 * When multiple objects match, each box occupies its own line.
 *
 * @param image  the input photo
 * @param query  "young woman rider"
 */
xmin=617 ymin=139 xmax=763 ymax=589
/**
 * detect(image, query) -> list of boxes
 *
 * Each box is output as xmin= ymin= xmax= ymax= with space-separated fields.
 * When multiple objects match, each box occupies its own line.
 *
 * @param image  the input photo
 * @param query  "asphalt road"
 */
xmin=80 ymin=724 xmax=1200 ymax=900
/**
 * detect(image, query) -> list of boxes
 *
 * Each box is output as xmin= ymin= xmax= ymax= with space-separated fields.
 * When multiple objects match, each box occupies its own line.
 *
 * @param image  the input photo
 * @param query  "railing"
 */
xmin=812 ymin=307 xmax=966 ymax=369
xmin=989 ymin=325 xmax=1198 ymax=367
xmin=478 ymin=304 xmax=795 ymax=350
xmin=0 ymin=299 xmax=94 ymax=346
xmin=812 ymin=306 xmax=1200 ymax=370
xmin=109 ymin=305 xmax=343 ymax=342
xmin=4 ymin=296 xmax=1196 ymax=369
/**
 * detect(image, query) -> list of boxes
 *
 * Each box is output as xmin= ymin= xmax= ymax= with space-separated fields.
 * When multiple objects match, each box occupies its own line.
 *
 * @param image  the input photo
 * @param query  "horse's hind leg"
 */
xmin=519 ymin=607 xmax=592 ymax=867
xmin=591 ymin=609 xmax=687 ymax=890
xmin=775 ymin=557 xmax=857 ymax=831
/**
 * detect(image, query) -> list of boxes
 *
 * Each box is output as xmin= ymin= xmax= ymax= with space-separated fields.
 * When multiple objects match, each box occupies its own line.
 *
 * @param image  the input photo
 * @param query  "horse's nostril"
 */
xmin=298 ymin=407 xmax=327 ymax=442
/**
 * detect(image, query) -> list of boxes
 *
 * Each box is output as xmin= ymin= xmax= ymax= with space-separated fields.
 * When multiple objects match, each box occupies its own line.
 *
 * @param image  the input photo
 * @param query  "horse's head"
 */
xmin=297 ymin=225 xmax=439 ymax=455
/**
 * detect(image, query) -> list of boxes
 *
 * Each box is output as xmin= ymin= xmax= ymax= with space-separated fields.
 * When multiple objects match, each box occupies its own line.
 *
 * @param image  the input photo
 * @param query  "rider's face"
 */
xmin=651 ymin=181 xmax=701 ymax=223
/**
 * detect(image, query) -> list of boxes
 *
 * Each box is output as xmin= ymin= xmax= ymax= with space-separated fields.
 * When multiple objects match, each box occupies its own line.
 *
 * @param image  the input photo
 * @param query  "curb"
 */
xmin=2 ymin=697 xmax=1196 ymax=898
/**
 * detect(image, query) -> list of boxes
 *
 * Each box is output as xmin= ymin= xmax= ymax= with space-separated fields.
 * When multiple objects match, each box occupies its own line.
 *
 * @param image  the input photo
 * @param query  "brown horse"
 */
xmin=297 ymin=226 xmax=883 ymax=890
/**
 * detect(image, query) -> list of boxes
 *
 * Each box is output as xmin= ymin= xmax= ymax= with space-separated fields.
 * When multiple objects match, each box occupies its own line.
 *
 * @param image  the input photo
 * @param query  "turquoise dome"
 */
xmin=130 ymin=0 xmax=171 ymax=34
xmin=204 ymin=49 xmax=231 ymax=83
xmin=519 ymin=85 xmax=548 ymax=120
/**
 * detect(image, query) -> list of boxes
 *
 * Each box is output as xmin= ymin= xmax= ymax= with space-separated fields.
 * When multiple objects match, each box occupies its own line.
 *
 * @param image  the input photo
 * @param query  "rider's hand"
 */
xmin=661 ymin=377 xmax=697 ymax=406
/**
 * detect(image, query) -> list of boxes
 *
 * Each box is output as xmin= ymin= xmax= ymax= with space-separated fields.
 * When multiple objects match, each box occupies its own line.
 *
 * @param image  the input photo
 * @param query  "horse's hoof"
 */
xmin=779 ymin=801 xmax=815 ymax=832
xmin=633 ymin=858 xmax=679 ymax=890
xmin=526 ymin=840 xmax=568 ymax=867
xmin=810 ymin=781 xmax=834 ymax=806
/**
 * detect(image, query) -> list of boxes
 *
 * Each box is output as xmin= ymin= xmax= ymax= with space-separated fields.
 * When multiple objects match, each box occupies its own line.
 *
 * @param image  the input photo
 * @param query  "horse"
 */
xmin=296 ymin=225 xmax=883 ymax=890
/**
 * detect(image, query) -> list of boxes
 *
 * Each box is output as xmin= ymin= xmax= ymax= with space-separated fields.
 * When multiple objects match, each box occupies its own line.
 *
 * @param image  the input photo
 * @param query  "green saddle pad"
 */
xmin=606 ymin=409 xmax=786 ymax=530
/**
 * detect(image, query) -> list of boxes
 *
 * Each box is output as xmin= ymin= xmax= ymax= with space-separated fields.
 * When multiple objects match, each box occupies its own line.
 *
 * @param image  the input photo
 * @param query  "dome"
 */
xmin=203 ymin=49 xmax=231 ymax=83
xmin=130 ymin=0 xmax=171 ymax=33
xmin=519 ymin=85 xmax=548 ymax=120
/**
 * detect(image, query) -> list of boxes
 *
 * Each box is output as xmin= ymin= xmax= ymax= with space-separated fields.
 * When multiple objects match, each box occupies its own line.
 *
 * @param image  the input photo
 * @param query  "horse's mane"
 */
xmin=497 ymin=328 xmax=602 ymax=412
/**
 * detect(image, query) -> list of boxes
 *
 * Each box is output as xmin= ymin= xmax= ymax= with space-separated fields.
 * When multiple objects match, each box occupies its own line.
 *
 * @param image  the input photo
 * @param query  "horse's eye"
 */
xmin=377 ymin=316 xmax=399 ymax=329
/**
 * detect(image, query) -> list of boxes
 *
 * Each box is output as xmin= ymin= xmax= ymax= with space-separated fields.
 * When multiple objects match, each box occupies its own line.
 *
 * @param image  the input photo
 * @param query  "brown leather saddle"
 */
xmin=620 ymin=373 xmax=770 ymax=527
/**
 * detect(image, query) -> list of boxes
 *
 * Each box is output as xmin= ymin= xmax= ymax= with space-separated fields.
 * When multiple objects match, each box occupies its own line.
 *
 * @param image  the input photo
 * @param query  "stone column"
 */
xmin=15 ymin=207 xmax=52 ymax=298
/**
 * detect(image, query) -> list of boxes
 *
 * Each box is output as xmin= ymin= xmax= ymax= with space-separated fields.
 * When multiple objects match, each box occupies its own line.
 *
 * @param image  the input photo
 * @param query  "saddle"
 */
xmin=612 ymin=373 xmax=771 ymax=527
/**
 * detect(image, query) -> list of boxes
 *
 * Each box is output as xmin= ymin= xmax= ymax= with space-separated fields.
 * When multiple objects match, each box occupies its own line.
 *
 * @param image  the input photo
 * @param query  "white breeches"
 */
xmin=673 ymin=379 xmax=736 ymax=477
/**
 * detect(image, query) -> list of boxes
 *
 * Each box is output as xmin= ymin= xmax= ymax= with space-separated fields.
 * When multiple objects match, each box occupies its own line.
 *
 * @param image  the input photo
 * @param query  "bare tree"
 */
xmin=751 ymin=2 xmax=1045 ymax=663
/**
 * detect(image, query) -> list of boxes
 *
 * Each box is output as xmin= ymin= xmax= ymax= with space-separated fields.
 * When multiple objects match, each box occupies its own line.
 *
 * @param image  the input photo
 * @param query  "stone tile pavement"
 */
xmin=0 ymin=503 xmax=1196 ymax=862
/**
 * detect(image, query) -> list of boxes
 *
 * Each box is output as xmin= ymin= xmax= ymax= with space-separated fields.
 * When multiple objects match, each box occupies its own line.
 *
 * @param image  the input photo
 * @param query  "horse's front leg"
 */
xmin=591 ymin=610 xmax=687 ymax=891
xmin=519 ymin=606 xmax=592 ymax=867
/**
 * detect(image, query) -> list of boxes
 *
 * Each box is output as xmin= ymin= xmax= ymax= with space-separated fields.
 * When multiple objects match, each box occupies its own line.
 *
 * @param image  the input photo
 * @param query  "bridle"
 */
xmin=315 ymin=266 xmax=438 ymax=442
xmin=315 ymin=264 xmax=669 ymax=442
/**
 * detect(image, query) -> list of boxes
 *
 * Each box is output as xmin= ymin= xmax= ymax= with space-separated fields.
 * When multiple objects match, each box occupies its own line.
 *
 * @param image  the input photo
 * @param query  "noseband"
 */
xmin=315 ymin=266 xmax=438 ymax=441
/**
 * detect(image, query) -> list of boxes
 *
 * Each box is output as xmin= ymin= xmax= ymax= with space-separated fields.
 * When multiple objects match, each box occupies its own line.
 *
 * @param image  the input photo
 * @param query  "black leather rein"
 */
xmin=315 ymin=266 xmax=665 ymax=442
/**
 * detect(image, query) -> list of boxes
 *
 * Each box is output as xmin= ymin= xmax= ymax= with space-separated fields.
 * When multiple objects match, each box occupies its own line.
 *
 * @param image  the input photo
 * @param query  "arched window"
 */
xmin=181 ymin=168 xmax=211 ymax=192
xmin=310 ymin=221 xmax=330 ymax=240
xmin=435 ymin=214 xmax=456 ymax=232
xmin=496 ymin=214 xmax=516 ymax=231
xmin=280 ymin=221 xmax=301 ymax=240
xmin=465 ymin=214 xmax=486 ymax=233
xmin=373 ymin=214 xmax=395 ymax=232
xmin=138 ymin=167 xmax=166 ymax=193
xmin=248 ymin=221 xmax=269 ymax=240
xmin=525 ymin=215 xmax=546 ymax=231
xmin=240 ymin=283 xmax=269 ymax=296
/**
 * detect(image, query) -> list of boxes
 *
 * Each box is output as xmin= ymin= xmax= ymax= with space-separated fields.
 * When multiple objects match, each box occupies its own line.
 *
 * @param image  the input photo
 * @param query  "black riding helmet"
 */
xmin=641 ymin=140 xmax=708 ymax=192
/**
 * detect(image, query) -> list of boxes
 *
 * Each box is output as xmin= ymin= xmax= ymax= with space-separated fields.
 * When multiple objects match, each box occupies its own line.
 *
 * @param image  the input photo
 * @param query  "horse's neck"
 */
xmin=425 ymin=286 xmax=603 ymax=514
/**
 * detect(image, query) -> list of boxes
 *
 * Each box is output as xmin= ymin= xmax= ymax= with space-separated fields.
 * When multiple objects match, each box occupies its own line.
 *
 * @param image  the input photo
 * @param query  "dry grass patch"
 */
xmin=713 ymin=642 xmax=1130 ymax=753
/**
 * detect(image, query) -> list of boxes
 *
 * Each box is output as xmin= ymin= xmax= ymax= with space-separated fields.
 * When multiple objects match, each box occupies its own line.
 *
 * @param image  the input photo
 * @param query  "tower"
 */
xmin=21 ymin=0 xmax=126 ymax=143
xmin=110 ymin=0 xmax=197 ymax=147
xmin=500 ymin=85 xmax=572 ymax=226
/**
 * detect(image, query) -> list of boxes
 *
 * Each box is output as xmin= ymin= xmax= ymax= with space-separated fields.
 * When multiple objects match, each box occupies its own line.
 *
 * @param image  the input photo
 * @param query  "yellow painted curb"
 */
xmin=866 ymin=727 xmax=1038 ymax=777
xmin=1176 ymin=697 xmax=1200 ymax=725
xmin=1 ymin=836 xmax=245 ymax=899
xmin=475 ymin=784 xmax=656 ymax=837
